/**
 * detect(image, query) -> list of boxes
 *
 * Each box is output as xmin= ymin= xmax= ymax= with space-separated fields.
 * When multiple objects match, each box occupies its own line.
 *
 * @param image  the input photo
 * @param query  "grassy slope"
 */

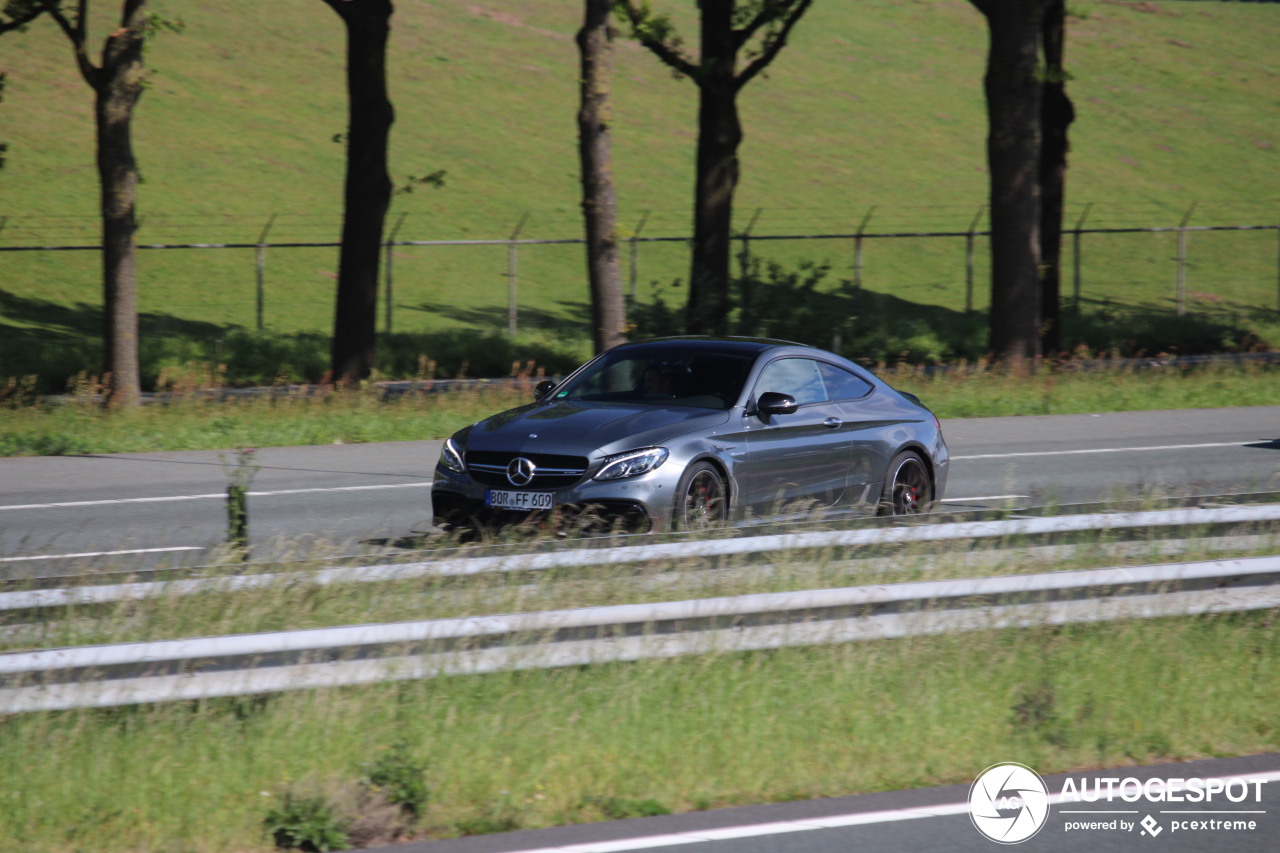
xmin=1 ymin=1 xmax=1278 ymax=343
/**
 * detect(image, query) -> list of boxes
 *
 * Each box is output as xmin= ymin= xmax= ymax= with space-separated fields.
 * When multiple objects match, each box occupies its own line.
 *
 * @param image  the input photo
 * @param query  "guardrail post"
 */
xmin=255 ymin=215 xmax=276 ymax=331
xmin=853 ymin=206 xmax=875 ymax=290
xmin=629 ymin=210 xmax=649 ymax=303
xmin=1176 ymin=203 xmax=1196 ymax=316
xmin=965 ymin=205 xmax=985 ymax=313
xmin=384 ymin=212 xmax=408 ymax=335
xmin=1072 ymin=203 xmax=1091 ymax=315
xmin=507 ymin=213 xmax=528 ymax=338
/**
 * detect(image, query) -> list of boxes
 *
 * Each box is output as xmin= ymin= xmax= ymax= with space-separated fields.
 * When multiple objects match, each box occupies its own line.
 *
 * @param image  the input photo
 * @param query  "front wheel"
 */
xmin=878 ymin=450 xmax=932 ymax=516
xmin=674 ymin=461 xmax=728 ymax=531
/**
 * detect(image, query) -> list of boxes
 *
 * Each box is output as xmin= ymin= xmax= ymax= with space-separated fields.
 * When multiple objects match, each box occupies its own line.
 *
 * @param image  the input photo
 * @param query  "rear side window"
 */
xmin=816 ymin=362 xmax=873 ymax=401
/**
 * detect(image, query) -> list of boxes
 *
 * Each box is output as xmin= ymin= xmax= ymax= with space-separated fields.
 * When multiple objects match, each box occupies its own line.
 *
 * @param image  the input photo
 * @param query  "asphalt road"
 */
xmin=370 ymin=753 xmax=1280 ymax=853
xmin=1 ymin=405 xmax=1278 ymax=574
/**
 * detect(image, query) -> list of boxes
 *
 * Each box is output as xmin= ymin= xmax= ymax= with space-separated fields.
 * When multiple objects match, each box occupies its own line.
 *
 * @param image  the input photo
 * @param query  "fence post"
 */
xmin=853 ymin=206 xmax=875 ymax=289
xmin=1072 ymin=203 xmax=1091 ymax=315
xmin=1176 ymin=203 xmax=1196 ymax=316
xmin=629 ymin=210 xmax=650 ymax=303
xmin=965 ymin=205 xmax=985 ymax=313
xmin=255 ymin=214 xmax=276 ymax=331
xmin=384 ymin=211 xmax=407 ymax=335
xmin=1276 ymin=224 xmax=1280 ymax=313
xmin=507 ymin=212 xmax=528 ymax=338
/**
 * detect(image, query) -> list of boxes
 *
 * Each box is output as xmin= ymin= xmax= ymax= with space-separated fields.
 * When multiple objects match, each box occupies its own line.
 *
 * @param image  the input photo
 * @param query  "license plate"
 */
xmin=485 ymin=489 xmax=555 ymax=510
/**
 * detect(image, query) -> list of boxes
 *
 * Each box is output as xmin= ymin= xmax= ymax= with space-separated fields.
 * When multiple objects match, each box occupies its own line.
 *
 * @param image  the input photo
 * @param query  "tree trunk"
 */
xmin=973 ymin=0 xmax=1050 ymax=364
xmin=1039 ymin=0 xmax=1074 ymax=356
xmin=96 ymin=1 xmax=147 ymax=408
xmin=687 ymin=0 xmax=740 ymax=337
xmin=577 ymin=0 xmax=627 ymax=353
xmin=325 ymin=0 xmax=395 ymax=385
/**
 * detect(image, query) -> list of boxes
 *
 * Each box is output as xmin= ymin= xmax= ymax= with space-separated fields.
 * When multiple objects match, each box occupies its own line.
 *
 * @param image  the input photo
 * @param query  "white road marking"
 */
xmin=939 ymin=494 xmax=1029 ymax=503
xmin=0 ymin=440 xmax=1260 ymax=512
xmin=498 ymin=769 xmax=1280 ymax=852
xmin=953 ymin=440 xmax=1252 ymax=461
xmin=0 ymin=546 xmax=202 ymax=563
xmin=0 ymin=481 xmax=433 ymax=511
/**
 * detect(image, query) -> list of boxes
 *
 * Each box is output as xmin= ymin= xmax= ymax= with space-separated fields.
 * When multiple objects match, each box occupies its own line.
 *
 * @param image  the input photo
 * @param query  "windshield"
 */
xmin=553 ymin=349 xmax=755 ymax=410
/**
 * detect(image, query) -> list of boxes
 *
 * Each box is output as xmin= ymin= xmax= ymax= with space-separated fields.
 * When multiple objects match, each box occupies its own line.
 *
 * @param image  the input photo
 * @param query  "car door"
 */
xmin=739 ymin=357 xmax=852 ymax=516
xmin=817 ymin=361 xmax=889 ymax=507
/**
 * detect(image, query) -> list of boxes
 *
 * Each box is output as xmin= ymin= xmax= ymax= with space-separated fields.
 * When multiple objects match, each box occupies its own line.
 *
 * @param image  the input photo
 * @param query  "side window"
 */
xmin=816 ymin=362 xmax=873 ymax=401
xmin=756 ymin=358 xmax=827 ymax=406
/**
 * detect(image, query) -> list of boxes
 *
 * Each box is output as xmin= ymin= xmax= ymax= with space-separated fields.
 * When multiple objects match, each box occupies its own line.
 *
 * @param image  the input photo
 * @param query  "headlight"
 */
xmin=594 ymin=447 xmax=669 ymax=481
xmin=439 ymin=437 xmax=466 ymax=474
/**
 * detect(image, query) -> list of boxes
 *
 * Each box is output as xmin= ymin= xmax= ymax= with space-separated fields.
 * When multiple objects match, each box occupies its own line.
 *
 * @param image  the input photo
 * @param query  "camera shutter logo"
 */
xmin=506 ymin=457 xmax=536 ymax=487
xmin=969 ymin=762 xmax=1051 ymax=844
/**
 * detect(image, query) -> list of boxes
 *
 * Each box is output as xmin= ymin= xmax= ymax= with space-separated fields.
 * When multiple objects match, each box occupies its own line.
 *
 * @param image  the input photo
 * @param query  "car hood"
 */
xmin=462 ymin=400 xmax=731 ymax=458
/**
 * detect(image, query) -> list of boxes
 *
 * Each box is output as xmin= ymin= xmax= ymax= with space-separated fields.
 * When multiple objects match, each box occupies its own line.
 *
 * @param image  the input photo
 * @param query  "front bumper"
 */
xmin=430 ymin=464 xmax=684 ymax=533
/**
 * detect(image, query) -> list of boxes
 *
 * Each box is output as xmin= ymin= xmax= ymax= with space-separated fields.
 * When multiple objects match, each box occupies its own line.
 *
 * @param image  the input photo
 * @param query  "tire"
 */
xmin=878 ymin=450 xmax=932 ymax=516
xmin=674 ymin=461 xmax=728 ymax=530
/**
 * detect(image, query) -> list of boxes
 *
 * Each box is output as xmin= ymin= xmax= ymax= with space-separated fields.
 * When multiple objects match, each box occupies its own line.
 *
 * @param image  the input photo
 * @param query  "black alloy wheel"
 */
xmin=879 ymin=450 xmax=932 ymax=516
xmin=676 ymin=461 xmax=728 ymax=530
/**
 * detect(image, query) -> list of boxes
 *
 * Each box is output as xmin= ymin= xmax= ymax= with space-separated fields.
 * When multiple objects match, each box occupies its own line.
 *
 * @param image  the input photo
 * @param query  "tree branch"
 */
xmin=35 ymin=0 xmax=99 ymax=87
xmin=316 ymin=0 xmax=351 ymax=23
xmin=736 ymin=0 xmax=812 ymax=91
xmin=0 ymin=1 xmax=46 ymax=34
xmin=733 ymin=0 xmax=792 ymax=49
xmin=615 ymin=0 xmax=699 ymax=79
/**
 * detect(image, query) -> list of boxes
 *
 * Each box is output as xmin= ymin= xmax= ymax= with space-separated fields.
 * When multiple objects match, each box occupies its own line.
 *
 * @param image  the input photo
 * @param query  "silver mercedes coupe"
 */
xmin=431 ymin=337 xmax=948 ymax=533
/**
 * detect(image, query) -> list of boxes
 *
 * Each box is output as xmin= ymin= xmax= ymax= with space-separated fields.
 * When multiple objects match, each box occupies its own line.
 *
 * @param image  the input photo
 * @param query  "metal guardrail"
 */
xmin=5 ymin=503 xmax=1280 ymax=613
xmin=2 ymin=553 xmax=1278 ymax=714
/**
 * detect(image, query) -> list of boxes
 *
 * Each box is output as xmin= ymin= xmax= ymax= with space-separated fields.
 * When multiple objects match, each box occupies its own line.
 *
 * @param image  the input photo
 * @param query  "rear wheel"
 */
xmin=878 ymin=450 xmax=932 ymax=516
xmin=675 ymin=461 xmax=728 ymax=530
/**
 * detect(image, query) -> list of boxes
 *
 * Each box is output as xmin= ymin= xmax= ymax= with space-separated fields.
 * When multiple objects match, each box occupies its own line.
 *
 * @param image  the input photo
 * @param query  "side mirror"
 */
xmin=756 ymin=391 xmax=798 ymax=417
xmin=534 ymin=379 xmax=558 ymax=401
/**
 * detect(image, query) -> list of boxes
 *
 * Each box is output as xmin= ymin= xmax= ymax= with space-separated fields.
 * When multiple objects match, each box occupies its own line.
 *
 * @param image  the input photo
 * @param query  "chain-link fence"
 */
xmin=2 ymin=202 xmax=1277 ymax=337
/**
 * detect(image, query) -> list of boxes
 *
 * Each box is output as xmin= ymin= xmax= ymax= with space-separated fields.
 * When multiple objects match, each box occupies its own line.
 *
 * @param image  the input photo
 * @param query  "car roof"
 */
xmin=610 ymin=336 xmax=814 ymax=357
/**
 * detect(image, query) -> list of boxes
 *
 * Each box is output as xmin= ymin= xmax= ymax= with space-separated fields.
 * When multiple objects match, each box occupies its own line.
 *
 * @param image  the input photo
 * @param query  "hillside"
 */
xmin=1 ymin=0 xmax=1278 ymax=375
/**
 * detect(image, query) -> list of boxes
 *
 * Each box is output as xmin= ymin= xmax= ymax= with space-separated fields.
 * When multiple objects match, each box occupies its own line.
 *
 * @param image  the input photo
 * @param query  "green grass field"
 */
xmin=2 ymin=495 xmax=1278 ymax=851
xmin=2 ymin=1 xmax=1279 ymax=388
xmin=0 ymin=609 xmax=1274 ymax=851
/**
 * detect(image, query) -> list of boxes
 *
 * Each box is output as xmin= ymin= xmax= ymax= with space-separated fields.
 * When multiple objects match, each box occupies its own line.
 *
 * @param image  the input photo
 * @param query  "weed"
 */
xmin=262 ymin=793 xmax=349 ymax=853
xmin=364 ymin=742 xmax=430 ymax=818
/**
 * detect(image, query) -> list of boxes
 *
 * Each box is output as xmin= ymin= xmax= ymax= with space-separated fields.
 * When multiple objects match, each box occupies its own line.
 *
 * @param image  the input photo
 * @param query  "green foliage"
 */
xmin=726 ymin=259 xmax=1266 ymax=365
xmin=364 ymin=742 xmax=430 ymax=818
xmin=142 ymin=11 xmax=186 ymax=41
xmin=262 ymin=793 xmax=349 ymax=853
xmin=0 ymin=323 xmax=589 ymax=395
xmin=1067 ymin=308 xmax=1269 ymax=358
xmin=630 ymin=260 xmax=985 ymax=363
